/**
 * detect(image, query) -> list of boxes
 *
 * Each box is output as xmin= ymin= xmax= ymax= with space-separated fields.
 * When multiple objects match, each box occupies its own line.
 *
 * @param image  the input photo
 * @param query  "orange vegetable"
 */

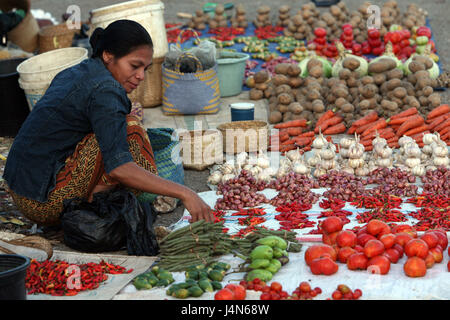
xmin=388 ymin=115 xmax=418 ymax=126
xmin=434 ymin=118 xmax=450 ymax=132
xmin=396 ymin=115 xmax=425 ymax=137
xmin=287 ymin=127 xmax=303 ymax=136
xmin=438 ymin=125 xmax=449 ymax=137
xmin=315 ymin=110 xmax=335 ymax=131
xmin=299 ymin=131 xmax=315 ymax=138
xmin=274 ymin=119 xmax=308 ymax=129
xmin=360 ymin=138 xmax=374 ymax=147
xmin=365 ymin=145 xmax=373 ymax=151
xmin=356 ymin=121 xmax=378 ymax=135
xmin=323 ymin=122 xmax=346 ymax=135
xmin=426 ymin=112 xmax=450 ymax=125
xmin=411 ymin=131 xmax=430 ymax=144
xmin=281 ymin=138 xmax=297 ymax=146
xmin=427 ymin=104 xmax=450 ymax=120
xmin=315 ymin=115 xmax=343 ymax=133
xmin=292 ymin=136 xmax=312 ymax=146
xmin=403 ymin=124 xmax=429 ymax=137
xmin=279 ymin=131 xmax=290 ymax=142
xmin=390 ymin=107 xmax=418 ymax=120
xmin=280 ymin=144 xmax=297 ymax=153
xmin=362 ymin=119 xmax=388 ymax=137
xmin=350 ymin=111 xmax=378 ymax=127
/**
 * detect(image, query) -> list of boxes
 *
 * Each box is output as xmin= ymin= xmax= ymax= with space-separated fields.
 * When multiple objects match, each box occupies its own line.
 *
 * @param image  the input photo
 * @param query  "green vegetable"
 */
xmin=332 ymin=41 xmax=368 ymax=77
xmin=249 ymin=258 xmax=271 ymax=269
xmin=208 ymin=269 xmax=225 ymax=282
xmin=246 ymin=269 xmax=273 ymax=282
xmin=211 ymin=281 xmax=223 ymax=290
xmin=270 ymin=259 xmax=282 ymax=270
xmin=185 ymin=271 xmax=199 ymax=280
xmin=133 ymin=277 xmax=152 ymax=290
xmin=249 ymin=245 xmax=273 ymax=260
xmin=256 ymin=236 xmax=287 ymax=250
xmin=173 ymin=288 xmax=190 ymax=299
xmin=156 ymin=279 xmax=172 ymax=287
xmin=198 ymin=279 xmax=214 ymax=292
xmin=188 ymin=286 xmax=204 ymax=297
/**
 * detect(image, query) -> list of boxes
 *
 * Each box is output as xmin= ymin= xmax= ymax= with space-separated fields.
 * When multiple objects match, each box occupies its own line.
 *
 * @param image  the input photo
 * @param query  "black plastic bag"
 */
xmin=61 ymin=188 xmax=159 ymax=256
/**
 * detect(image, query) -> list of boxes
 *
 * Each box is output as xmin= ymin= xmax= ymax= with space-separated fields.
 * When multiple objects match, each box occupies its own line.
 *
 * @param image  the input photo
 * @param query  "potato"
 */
xmin=342 ymin=57 xmax=361 ymax=71
xmin=307 ymin=58 xmax=322 ymax=72
xmin=288 ymin=102 xmax=304 ymax=114
xmin=334 ymin=97 xmax=347 ymax=109
xmin=386 ymin=78 xmax=402 ymax=91
xmin=283 ymin=111 xmax=293 ymax=122
xmin=272 ymin=74 xmax=290 ymax=86
xmin=275 ymin=63 xmax=291 ymax=75
xmin=361 ymin=76 xmax=374 ymax=85
xmin=269 ymin=110 xmax=283 ymax=124
xmin=333 ymin=86 xmax=349 ymax=98
xmin=287 ymin=64 xmax=302 ymax=77
xmin=264 ymin=86 xmax=274 ymax=98
xmin=346 ymin=77 xmax=359 ymax=88
xmin=392 ymin=87 xmax=407 ymax=99
xmin=422 ymin=86 xmax=433 ymax=97
xmin=407 ymin=73 xmax=417 ymax=85
xmin=361 ymin=84 xmax=378 ymax=98
xmin=368 ymin=58 xmax=397 ymax=74
xmin=359 ymin=99 xmax=371 ymax=110
xmin=386 ymin=68 xmax=404 ymax=80
xmin=381 ymin=99 xmax=398 ymax=111
xmin=255 ymin=82 xmax=269 ymax=91
xmin=249 ymin=88 xmax=264 ymax=100
xmin=275 ymin=84 xmax=292 ymax=95
xmin=254 ymin=70 xmax=269 ymax=83
xmin=427 ymin=93 xmax=441 ymax=107
xmin=373 ymin=73 xmax=386 ymax=85
xmin=312 ymin=99 xmax=325 ymax=113
xmin=416 ymin=77 xmax=432 ymax=90
xmin=277 ymin=104 xmax=289 ymax=113
xmin=269 ymin=102 xmax=277 ymax=112
xmin=278 ymin=92 xmax=294 ymax=105
xmin=288 ymin=77 xmax=303 ymax=88
xmin=418 ymin=96 xmax=429 ymax=106
xmin=408 ymin=61 xmax=425 ymax=73
xmin=341 ymin=103 xmax=355 ymax=113
xmin=306 ymin=89 xmax=321 ymax=101
xmin=309 ymin=66 xmax=323 ymax=78
xmin=339 ymin=68 xmax=352 ymax=80
xmin=269 ymin=96 xmax=277 ymax=105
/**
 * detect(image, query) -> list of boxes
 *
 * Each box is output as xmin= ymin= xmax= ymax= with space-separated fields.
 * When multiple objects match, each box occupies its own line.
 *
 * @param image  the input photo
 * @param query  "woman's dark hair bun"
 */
xmin=89 ymin=20 xmax=153 ymax=59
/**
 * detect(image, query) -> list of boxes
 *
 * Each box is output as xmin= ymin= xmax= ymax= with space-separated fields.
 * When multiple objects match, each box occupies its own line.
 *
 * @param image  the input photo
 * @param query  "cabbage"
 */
xmin=298 ymin=53 xmax=332 ymax=78
xmin=331 ymin=42 xmax=368 ymax=78
xmin=403 ymin=44 xmax=440 ymax=79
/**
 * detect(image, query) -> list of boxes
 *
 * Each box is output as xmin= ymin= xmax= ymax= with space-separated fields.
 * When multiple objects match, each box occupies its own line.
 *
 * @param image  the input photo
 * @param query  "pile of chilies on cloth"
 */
xmin=213 ymin=166 xmax=449 ymax=237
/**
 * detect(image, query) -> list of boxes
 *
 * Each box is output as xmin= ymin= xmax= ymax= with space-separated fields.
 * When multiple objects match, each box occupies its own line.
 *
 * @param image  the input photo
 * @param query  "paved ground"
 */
xmin=2 ymin=0 xmax=449 ymax=232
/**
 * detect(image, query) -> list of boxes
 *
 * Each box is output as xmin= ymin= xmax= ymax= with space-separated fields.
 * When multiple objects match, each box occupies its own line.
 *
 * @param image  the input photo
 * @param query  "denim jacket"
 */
xmin=3 ymin=58 xmax=134 ymax=202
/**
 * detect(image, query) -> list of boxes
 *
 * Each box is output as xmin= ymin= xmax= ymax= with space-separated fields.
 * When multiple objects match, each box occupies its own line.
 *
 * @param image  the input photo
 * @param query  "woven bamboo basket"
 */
xmin=217 ymin=120 xmax=269 ymax=154
xmin=39 ymin=24 xmax=76 ymax=53
xmin=178 ymin=129 xmax=223 ymax=170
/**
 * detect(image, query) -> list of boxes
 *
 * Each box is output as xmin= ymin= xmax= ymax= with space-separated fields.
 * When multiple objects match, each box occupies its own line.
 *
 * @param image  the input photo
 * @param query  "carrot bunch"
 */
xmin=314 ymin=110 xmax=346 ymax=135
xmin=426 ymin=104 xmax=450 ymax=145
xmin=269 ymin=119 xmax=314 ymax=154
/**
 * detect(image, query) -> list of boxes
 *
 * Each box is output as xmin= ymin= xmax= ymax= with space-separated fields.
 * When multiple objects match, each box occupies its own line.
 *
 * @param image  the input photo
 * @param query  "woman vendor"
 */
xmin=3 ymin=20 xmax=213 ymax=226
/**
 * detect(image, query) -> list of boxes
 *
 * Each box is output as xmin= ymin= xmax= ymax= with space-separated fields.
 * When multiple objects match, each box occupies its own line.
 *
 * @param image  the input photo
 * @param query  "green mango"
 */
xmin=265 ymin=263 xmax=279 ymax=274
xmin=249 ymin=245 xmax=273 ymax=260
xmin=198 ymin=271 xmax=209 ymax=280
xmin=173 ymin=288 xmax=190 ymax=299
xmin=157 ymin=271 xmax=174 ymax=282
xmin=270 ymin=259 xmax=282 ymax=270
xmin=210 ymin=262 xmax=231 ymax=271
xmin=208 ymin=269 xmax=225 ymax=282
xmin=188 ymin=286 xmax=204 ymax=297
xmin=151 ymin=266 xmax=160 ymax=274
xmin=166 ymin=284 xmax=180 ymax=296
xmin=246 ymin=269 xmax=273 ymax=282
xmin=133 ymin=277 xmax=152 ymax=290
xmin=248 ymin=258 xmax=270 ymax=269
xmin=146 ymin=275 xmax=159 ymax=287
xmin=156 ymin=279 xmax=171 ymax=287
xmin=211 ymin=281 xmax=223 ymax=290
xmin=198 ymin=279 xmax=214 ymax=292
xmin=272 ymin=247 xmax=283 ymax=258
xmin=256 ymin=236 xmax=288 ymax=250
xmin=185 ymin=279 xmax=198 ymax=287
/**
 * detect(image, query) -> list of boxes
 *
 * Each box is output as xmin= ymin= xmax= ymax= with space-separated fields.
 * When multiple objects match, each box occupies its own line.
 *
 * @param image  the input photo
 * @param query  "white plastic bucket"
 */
xmin=16 ymin=47 xmax=88 ymax=110
xmin=89 ymin=0 xmax=168 ymax=59
xmin=16 ymin=47 xmax=88 ymax=83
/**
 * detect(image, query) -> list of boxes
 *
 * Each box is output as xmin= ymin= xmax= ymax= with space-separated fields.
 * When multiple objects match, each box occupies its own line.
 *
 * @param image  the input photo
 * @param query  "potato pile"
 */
xmin=401 ymin=3 xmax=428 ymax=32
xmin=253 ymin=5 xmax=272 ymax=28
xmin=230 ymin=4 xmax=248 ymax=29
xmin=187 ymin=9 xmax=208 ymax=30
xmin=248 ymin=70 xmax=272 ymax=101
xmin=207 ymin=4 xmax=228 ymax=29
xmin=276 ymin=5 xmax=291 ymax=27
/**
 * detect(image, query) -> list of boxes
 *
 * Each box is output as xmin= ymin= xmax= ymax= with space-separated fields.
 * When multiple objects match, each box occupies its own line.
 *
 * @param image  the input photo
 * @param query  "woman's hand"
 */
xmin=181 ymin=189 xmax=214 ymax=223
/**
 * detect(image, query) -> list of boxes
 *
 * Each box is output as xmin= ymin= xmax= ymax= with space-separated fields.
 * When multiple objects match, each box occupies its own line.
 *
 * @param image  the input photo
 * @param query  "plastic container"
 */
xmin=230 ymin=102 xmax=254 ymax=121
xmin=217 ymin=51 xmax=249 ymax=97
xmin=16 ymin=47 xmax=88 ymax=110
xmin=0 ymin=58 xmax=30 ymax=136
xmin=0 ymin=254 xmax=30 ymax=300
xmin=89 ymin=0 xmax=168 ymax=108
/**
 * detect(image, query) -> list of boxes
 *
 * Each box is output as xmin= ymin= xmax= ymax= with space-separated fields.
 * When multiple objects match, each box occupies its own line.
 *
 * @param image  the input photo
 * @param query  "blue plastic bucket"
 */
xmin=230 ymin=102 xmax=254 ymax=122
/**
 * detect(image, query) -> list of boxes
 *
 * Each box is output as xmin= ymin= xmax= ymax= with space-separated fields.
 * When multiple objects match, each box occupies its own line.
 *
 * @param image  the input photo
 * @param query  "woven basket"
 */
xmin=217 ymin=120 xmax=269 ymax=154
xmin=178 ymin=129 xmax=223 ymax=170
xmin=38 ymin=24 xmax=76 ymax=53
xmin=127 ymin=56 xmax=164 ymax=108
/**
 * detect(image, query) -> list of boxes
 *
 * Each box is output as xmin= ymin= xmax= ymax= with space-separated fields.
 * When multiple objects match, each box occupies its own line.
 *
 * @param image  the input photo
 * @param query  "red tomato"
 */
xmin=270 ymin=281 xmax=283 ymax=292
xmin=260 ymin=292 xmax=271 ymax=300
xmin=215 ymin=288 xmax=235 ymax=300
xmin=368 ymin=28 xmax=380 ymax=39
xmin=314 ymin=27 xmax=327 ymax=38
xmin=416 ymin=26 xmax=431 ymax=38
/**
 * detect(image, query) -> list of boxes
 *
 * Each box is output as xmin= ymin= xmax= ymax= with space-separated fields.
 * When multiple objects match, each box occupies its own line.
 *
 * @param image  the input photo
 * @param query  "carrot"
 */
xmin=427 ymin=104 xmax=450 ymax=120
xmin=387 ymin=136 xmax=399 ymax=143
xmin=360 ymin=138 xmax=374 ymax=147
xmin=347 ymin=125 xmax=357 ymax=134
xmin=322 ymin=122 xmax=346 ymax=135
xmin=426 ymin=112 xmax=450 ymax=125
xmin=388 ymin=142 xmax=400 ymax=149
xmin=365 ymin=145 xmax=374 ymax=151
xmin=441 ymin=131 xmax=449 ymax=142
xmin=274 ymin=119 xmax=308 ymax=129
xmin=356 ymin=121 xmax=378 ymax=135
xmin=315 ymin=110 xmax=335 ymax=130
xmin=279 ymin=131 xmax=290 ymax=142
xmin=396 ymin=115 xmax=425 ymax=137
xmin=287 ymin=127 xmax=303 ymax=136
xmin=433 ymin=117 xmax=450 ymax=132
xmin=362 ymin=128 xmax=395 ymax=140
xmin=438 ymin=125 xmax=449 ymax=137
xmin=280 ymin=144 xmax=297 ymax=153
xmin=292 ymin=136 xmax=312 ymax=146
xmin=361 ymin=119 xmax=388 ymax=138
xmin=281 ymin=138 xmax=297 ymax=146
xmin=302 ymin=145 xmax=312 ymax=152
xmin=350 ymin=110 xmax=378 ymax=127
xmin=403 ymin=124 xmax=429 ymax=137
xmin=388 ymin=114 xmax=418 ymax=126
xmin=389 ymin=107 xmax=418 ymax=120
xmin=298 ymin=131 xmax=315 ymax=138
xmin=315 ymin=115 xmax=343 ymax=133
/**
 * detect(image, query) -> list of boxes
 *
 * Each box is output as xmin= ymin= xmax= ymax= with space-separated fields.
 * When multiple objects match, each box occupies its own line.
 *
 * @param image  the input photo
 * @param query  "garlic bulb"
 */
xmin=348 ymin=158 xmax=365 ymax=169
xmin=373 ymin=141 xmax=387 ymax=156
xmin=312 ymin=132 xmax=327 ymax=149
xmin=341 ymin=166 xmax=354 ymax=175
xmin=286 ymin=148 xmax=302 ymax=162
xmin=420 ymin=153 xmax=429 ymax=161
xmin=432 ymin=145 xmax=449 ymax=157
xmin=426 ymin=165 xmax=437 ymax=171
xmin=376 ymin=157 xmax=392 ymax=168
xmin=307 ymin=154 xmax=321 ymax=167
xmin=372 ymin=131 xmax=387 ymax=147
xmin=249 ymin=166 xmax=262 ymax=177
xmin=221 ymin=173 xmax=235 ymax=183
xmin=422 ymin=133 xmax=438 ymax=145
xmin=398 ymin=135 xmax=414 ymax=148
xmin=411 ymin=165 xmax=426 ymax=176
xmin=257 ymin=172 xmax=271 ymax=182
xmin=319 ymin=144 xmax=336 ymax=160
xmin=292 ymin=161 xmax=309 ymax=175
xmin=404 ymin=144 xmax=422 ymax=158
xmin=422 ymin=144 xmax=433 ymax=155
xmin=340 ymin=148 xmax=349 ymax=159
xmin=313 ymin=167 xmax=327 ymax=178
xmin=321 ymin=159 xmax=336 ymax=170
xmin=277 ymin=165 xmax=290 ymax=178
xmin=247 ymin=155 xmax=258 ymax=166
xmin=355 ymin=166 xmax=369 ymax=176
xmin=433 ymin=156 xmax=449 ymax=167
xmin=220 ymin=163 xmax=235 ymax=175
xmin=263 ymin=167 xmax=277 ymax=177
xmin=243 ymin=164 xmax=254 ymax=171
xmin=339 ymin=137 xmax=354 ymax=149
xmin=207 ymin=171 xmax=222 ymax=185
xmin=280 ymin=158 xmax=292 ymax=168
xmin=379 ymin=146 xmax=393 ymax=159
xmin=236 ymin=152 xmax=248 ymax=166
xmin=256 ymin=156 xmax=270 ymax=169
xmin=404 ymin=157 xmax=421 ymax=168
xmin=348 ymin=135 xmax=365 ymax=159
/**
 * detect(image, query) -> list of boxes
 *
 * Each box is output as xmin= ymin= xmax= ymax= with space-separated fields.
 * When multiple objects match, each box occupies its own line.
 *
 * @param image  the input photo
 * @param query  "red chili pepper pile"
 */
xmin=254 ymin=26 xmax=284 ymax=39
xmin=406 ymin=193 xmax=449 ymax=231
xmin=26 ymin=259 xmax=132 ymax=296
xmin=166 ymin=25 xmax=202 ymax=43
xmin=406 ymin=193 xmax=450 ymax=209
xmin=319 ymin=198 xmax=346 ymax=211
xmin=208 ymin=27 xmax=245 ymax=41
xmin=351 ymin=193 xmax=403 ymax=209
xmin=355 ymin=208 xmax=407 ymax=224
xmin=274 ymin=202 xmax=315 ymax=231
